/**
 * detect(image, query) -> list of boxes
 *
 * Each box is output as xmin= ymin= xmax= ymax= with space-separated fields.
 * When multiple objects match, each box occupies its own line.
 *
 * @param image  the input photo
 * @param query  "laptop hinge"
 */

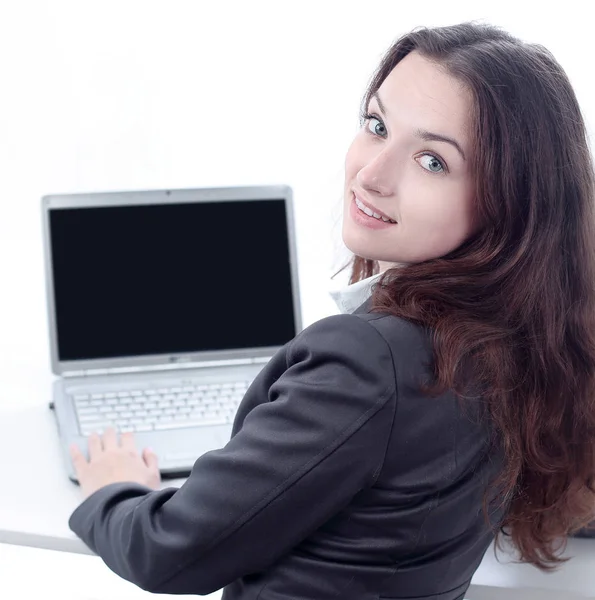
xmin=62 ymin=356 xmax=271 ymax=378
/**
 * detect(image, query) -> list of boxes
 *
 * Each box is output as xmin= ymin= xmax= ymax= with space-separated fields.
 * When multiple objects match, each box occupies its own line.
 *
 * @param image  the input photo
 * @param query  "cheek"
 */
xmin=401 ymin=185 xmax=476 ymax=249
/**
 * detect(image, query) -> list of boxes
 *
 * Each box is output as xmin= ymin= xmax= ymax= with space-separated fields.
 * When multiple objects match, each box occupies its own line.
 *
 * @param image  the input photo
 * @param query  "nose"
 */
xmin=356 ymin=149 xmax=395 ymax=197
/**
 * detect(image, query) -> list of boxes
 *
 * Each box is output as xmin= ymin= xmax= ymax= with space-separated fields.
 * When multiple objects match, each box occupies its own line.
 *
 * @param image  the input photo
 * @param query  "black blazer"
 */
xmin=69 ymin=305 xmax=504 ymax=600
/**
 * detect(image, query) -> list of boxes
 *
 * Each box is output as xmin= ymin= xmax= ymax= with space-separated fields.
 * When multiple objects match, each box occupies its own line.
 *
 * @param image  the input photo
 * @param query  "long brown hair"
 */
xmin=351 ymin=22 xmax=595 ymax=569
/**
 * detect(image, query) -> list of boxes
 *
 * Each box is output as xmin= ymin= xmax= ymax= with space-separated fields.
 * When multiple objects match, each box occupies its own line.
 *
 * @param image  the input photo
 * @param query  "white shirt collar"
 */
xmin=329 ymin=273 xmax=382 ymax=314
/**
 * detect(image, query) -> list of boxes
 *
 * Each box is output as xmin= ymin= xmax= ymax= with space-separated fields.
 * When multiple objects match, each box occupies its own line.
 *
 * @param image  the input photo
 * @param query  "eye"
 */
xmin=363 ymin=113 xmax=387 ymax=138
xmin=416 ymin=153 xmax=446 ymax=174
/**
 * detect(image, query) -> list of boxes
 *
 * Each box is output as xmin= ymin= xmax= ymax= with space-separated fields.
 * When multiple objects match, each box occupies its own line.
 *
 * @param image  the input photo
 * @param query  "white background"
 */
xmin=0 ymin=0 xmax=593 ymax=411
xmin=0 ymin=3 xmax=593 ymax=597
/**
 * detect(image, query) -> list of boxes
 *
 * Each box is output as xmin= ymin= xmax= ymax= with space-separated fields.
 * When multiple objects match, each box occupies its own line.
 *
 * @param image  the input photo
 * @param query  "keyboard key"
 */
xmin=134 ymin=424 xmax=153 ymax=432
xmin=82 ymin=419 xmax=113 ymax=429
xmin=79 ymin=413 xmax=102 ymax=422
xmin=155 ymin=418 xmax=226 ymax=430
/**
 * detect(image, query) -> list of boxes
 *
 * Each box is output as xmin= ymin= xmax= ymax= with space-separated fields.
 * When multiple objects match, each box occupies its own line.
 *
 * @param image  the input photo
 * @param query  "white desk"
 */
xmin=0 ymin=542 xmax=222 ymax=600
xmin=0 ymin=404 xmax=185 ymax=553
xmin=1 ymin=403 xmax=595 ymax=599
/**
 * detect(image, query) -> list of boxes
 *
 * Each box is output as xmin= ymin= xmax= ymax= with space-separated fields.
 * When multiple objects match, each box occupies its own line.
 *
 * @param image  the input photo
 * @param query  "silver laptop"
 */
xmin=42 ymin=186 xmax=302 ymax=481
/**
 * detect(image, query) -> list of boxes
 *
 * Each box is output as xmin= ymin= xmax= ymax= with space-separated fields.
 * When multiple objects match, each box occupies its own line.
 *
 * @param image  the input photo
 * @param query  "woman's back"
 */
xmin=222 ymin=311 xmax=504 ymax=600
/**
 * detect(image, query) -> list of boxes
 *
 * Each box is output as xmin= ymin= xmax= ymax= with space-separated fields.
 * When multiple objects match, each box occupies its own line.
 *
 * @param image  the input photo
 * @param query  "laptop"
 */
xmin=42 ymin=185 xmax=302 ymax=481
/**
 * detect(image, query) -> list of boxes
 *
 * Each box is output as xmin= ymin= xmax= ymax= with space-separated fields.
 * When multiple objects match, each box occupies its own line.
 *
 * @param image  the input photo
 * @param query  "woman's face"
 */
xmin=343 ymin=51 xmax=477 ymax=269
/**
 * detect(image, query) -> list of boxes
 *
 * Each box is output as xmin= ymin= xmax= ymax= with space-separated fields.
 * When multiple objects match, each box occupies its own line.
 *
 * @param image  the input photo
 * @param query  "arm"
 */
xmin=69 ymin=314 xmax=397 ymax=594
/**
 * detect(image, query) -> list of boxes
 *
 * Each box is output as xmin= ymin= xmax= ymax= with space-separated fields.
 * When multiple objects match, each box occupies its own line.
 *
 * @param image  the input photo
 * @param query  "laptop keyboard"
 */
xmin=72 ymin=380 xmax=251 ymax=436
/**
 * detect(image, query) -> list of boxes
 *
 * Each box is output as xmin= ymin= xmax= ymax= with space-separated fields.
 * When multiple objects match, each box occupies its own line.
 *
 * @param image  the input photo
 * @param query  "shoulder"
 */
xmin=288 ymin=311 xmax=431 ymax=370
xmin=356 ymin=311 xmax=433 ymax=358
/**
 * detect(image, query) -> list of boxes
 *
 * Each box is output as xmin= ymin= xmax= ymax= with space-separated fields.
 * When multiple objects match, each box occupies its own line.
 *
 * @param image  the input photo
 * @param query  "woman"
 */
xmin=68 ymin=22 xmax=595 ymax=600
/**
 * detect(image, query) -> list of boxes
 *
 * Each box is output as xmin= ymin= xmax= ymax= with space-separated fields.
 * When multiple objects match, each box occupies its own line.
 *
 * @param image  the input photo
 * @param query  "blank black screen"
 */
xmin=49 ymin=200 xmax=297 ymax=361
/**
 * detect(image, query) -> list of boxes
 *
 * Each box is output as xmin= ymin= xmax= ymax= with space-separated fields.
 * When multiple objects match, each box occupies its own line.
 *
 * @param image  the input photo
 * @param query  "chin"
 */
xmin=343 ymin=243 xmax=390 ymax=263
xmin=342 ymin=228 xmax=377 ymax=261
xmin=341 ymin=227 xmax=361 ymax=257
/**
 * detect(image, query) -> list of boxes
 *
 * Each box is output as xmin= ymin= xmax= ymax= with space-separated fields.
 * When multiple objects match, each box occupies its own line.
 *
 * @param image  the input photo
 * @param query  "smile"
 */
xmin=354 ymin=196 xmax=397 ymax=224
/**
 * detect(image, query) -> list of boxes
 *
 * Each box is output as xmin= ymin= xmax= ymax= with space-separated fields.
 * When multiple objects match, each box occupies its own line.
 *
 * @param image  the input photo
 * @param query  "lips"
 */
xmin=349 ymin=194 xmax=396 ymax=231
xmin=354 ymin=195 xmax=396 ymax=224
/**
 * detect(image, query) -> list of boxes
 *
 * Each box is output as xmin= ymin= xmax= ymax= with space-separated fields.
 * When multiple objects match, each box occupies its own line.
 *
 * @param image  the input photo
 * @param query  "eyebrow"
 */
xmin=371 ymin=92 xmax=466 ymax=161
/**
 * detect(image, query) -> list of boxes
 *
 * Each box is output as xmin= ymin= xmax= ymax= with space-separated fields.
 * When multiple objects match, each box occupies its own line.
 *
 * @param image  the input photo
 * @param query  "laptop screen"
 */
xmin=49 ymin=199 xmax=297 ymax=362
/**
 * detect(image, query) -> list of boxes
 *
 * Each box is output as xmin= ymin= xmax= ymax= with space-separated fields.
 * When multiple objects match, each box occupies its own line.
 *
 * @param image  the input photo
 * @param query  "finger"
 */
xmin=120 ymin=431 xmax=137 ymax=453
xmin=143 ymin=447 xmax=159 ymax=472
xmin=69 ymin=443 xmax=88 ymax=472
xmin=87 ymin=432 xmax=103 ymax=460
xmin=102 ymin=427 xmax=118 ymax=451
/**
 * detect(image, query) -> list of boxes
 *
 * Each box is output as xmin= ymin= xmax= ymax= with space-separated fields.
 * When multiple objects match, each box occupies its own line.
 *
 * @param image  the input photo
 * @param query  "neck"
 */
xmin=377 ymin=261 xmax=404 ymax=274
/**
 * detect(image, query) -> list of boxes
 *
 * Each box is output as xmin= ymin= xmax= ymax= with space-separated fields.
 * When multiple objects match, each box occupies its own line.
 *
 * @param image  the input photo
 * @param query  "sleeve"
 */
xmin=68 ymin=314 xmax=397 ymax=595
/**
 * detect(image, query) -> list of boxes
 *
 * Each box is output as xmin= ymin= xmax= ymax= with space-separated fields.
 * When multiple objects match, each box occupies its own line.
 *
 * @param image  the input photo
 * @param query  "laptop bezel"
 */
xmin=41 ymin=185 xmax=302 ymax=376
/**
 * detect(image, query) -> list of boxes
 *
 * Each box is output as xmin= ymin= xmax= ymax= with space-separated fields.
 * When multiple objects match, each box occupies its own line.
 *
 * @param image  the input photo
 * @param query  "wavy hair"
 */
xmin=351 ymin=22 xmax=595 ymax=569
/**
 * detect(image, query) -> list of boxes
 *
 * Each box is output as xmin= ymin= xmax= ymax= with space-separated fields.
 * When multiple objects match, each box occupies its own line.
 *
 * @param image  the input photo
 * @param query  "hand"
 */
xmin=70 ymin=428 xmax=161 ymax=499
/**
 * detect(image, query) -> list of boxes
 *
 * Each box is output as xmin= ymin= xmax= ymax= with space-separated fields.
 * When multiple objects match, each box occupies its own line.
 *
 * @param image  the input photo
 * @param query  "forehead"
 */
xmin=374 ymin=52 xmax=473 ymax=143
